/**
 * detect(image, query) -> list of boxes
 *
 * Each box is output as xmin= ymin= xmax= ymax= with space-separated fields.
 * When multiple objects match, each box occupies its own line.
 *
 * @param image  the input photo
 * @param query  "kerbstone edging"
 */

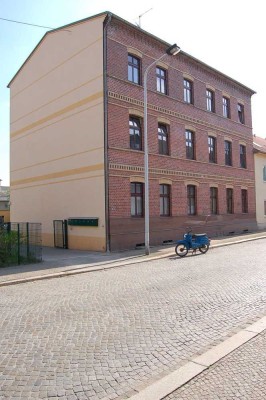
xmin=128 ymin=317 xmax=266 ymax=400
xmin=128 ymin=362 xmax=206 ymax=400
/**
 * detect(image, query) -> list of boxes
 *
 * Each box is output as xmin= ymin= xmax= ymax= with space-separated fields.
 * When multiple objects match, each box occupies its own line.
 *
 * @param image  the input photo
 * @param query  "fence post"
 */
xmin=17 ymin=223 xmax=20 ymax=265
xmin=26 ymin=222 xmax=30 ymax=259
xmin=7 ymin=222 xmax=11 ymax=260
xmin=64 ymin=219 xmax=68 ymax=249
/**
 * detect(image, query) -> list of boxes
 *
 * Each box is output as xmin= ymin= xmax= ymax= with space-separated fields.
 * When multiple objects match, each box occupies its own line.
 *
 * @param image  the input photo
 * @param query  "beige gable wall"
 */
xmin=10 ymin=15 xmax=107 ymax=250
xmin=254 ymin=153 xmax=266 ymax=229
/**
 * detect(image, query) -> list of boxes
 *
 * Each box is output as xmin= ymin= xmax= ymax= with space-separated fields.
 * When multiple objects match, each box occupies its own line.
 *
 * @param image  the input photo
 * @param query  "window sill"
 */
xmin=156 ymin=91 xmax=168 ymax=97
xmin=110 ymin=147 xmax=144 ymax=154
xmin=127 ymin=80 xmax=142 ymax=88
xmin=130 ymin=148 xmax=144 ymax=152
xmin=158 ymin=153 xmax=170 ymax=157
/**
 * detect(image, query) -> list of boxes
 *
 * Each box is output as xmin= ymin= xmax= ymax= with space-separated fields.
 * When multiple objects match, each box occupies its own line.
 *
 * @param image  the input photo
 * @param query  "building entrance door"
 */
xmin=53 ymin=220 xmax=68 ymax=249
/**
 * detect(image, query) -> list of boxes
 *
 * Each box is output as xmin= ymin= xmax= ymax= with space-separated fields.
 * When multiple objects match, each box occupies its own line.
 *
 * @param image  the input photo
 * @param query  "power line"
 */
xmin=0 ymin=17 xmax=70 ymax=31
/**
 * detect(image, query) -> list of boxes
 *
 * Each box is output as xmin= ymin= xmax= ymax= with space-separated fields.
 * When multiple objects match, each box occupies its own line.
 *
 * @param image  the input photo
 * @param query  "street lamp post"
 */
xmin=144 ymin=44 xmax=181 ymax=255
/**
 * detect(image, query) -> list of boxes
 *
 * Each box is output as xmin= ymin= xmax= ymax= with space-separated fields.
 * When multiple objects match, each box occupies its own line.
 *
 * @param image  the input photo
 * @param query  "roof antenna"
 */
xmin=138 ymin=8 xmax=153 ymax=28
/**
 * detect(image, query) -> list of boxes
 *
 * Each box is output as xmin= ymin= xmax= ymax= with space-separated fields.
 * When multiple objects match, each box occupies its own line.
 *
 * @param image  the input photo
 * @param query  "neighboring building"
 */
xmin=8 ymin=12 xmax=257 ymax=251
xmin=0 ymin=180 xmax=10 ymax=223
xmin=253 ymin=136 xmax=266 ymax=229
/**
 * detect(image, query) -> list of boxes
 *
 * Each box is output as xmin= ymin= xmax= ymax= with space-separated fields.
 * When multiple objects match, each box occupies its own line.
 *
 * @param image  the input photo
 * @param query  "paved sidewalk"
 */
xmin=128 ymin=316 xmax=266 ymax=400
xmin=164 ymin=328 xmax=266 ymax=400
xmin=0 ymin=231 xmax=265 ymax=286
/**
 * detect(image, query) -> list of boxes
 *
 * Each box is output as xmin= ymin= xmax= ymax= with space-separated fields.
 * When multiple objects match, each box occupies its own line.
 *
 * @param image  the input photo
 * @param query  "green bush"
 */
xmin=0 ymin=229 xmax=19 ymax=266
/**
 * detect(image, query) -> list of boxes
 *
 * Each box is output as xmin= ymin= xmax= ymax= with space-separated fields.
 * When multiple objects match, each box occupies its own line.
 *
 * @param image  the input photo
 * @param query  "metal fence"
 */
xmin=0 ymin=222 xmax=42 ymax=267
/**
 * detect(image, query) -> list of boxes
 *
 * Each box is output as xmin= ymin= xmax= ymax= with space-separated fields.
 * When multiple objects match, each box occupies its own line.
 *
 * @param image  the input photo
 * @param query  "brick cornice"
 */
xmin=108 ymin=34 xmax=254 ymax=97
xmin=109 ymin=162 xmax=255 ymax=187
xmin=108 ymin=91 xmax=253 ymax=141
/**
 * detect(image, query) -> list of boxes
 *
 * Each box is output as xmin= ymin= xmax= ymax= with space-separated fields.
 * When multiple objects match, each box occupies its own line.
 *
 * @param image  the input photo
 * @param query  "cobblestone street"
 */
xmin=164 ymin=329 xmax=266 ymax=400
xmin=0 ymin=239 xmax=266 ymax=399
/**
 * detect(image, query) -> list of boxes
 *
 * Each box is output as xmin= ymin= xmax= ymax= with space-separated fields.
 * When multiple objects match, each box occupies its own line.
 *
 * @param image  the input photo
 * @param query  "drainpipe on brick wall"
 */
xmin=103 ymin=13 xmax=112 ymax=252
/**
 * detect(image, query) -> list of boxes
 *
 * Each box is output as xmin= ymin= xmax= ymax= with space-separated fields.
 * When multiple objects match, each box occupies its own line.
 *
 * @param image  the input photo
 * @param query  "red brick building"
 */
xmin=9 ymin=12 xmax=257 ymax=251
xmin=106 ymin=13 xmax=256 ymax=250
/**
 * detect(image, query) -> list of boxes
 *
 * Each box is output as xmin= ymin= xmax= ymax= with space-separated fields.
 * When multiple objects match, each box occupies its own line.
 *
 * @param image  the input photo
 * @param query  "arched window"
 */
xmin=187 ymin=185 xmax=197 ymax=215
xmin=128 ymin=54 xmax=140 ymax=84
xmin=129 ymin=117 xmax=142 ymax=150
xmin=131 ymin=182 xmax=144 ymax=217
xmin=158 ymin=125 xmax=169 ymax=155
xmin=160 ymin=184 xmax=170 ymax=216
xmin=186 ymin=130 xmax=195 ymax=160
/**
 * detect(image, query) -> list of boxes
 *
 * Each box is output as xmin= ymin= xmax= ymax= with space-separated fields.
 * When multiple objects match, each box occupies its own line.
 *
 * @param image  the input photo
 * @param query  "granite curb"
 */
xmin=128 ymin=316 xmax=266 ymax=400
xmin=0 ymin=234 xmax=265 ymax=288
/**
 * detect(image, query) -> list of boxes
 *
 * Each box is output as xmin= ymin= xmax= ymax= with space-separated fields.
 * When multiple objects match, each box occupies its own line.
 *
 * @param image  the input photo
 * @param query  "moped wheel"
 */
xmin=175 ymin=244 xmax=188 ymax=257
xmin=198 ymin=244 xmax=209 ymax=254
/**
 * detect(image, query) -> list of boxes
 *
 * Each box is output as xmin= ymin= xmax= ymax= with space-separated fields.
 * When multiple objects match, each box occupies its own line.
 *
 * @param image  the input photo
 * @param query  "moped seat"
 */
xmin=193 ymin=233 xmax=207 ymax=237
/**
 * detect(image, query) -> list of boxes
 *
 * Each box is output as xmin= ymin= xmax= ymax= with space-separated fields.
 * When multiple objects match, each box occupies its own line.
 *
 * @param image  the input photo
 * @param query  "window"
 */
xmin=158 ymin=125 xmax=169 ymax=155
xmin=156 ymin=67 xmax=167 ymax=94
xmin=187 ymin=185 xmax=197 ymax=215
xmin=129 ymin=117 xmax=142 ymax=150
xmin=222 ymin=97 xmax=230 ymax=118
xmin=264 ymin=200 xmax=266 ymax=215
xmin=184 ymin=79 xmax=193 ymax=104
xmin=210 ymin=187 xmax=218 ymax=215
xmin=128 ymin=54 xmax=140 ymax=84
xmin=186 ymin=130 xmax=195 ymax=160
xmin=131 ymin=183 xmax=143 ymax=217
xmin=208 ymin=136 xmax=217 ymax=163
xmin=238 ymin=104 xmax=245 ymax=124
xmin=206 ymin=89 xmax=215 ymax=112
xmin=241 ymin=189 xmax=248 ymax=213
xmin=240 ymin=145 xmax=247 ymax=168
xmin=160 ymin=184 xmax=170 ymax=216
xmin=225 ymin=140 xmax=232 ymax=166
xmin=226 ymin=188 xmax=234 ymax=214
xmin=263 ymin=166 xmax=266 ymax=181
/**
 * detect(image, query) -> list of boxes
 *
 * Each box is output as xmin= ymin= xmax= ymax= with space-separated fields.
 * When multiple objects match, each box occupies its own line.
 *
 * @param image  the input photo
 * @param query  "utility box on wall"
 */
xmin=68 ymin=218 xmax=99 ymax=227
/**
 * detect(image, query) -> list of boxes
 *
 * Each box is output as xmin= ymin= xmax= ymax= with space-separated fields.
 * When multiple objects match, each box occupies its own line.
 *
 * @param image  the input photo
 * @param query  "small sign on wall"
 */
xmin=68 ymin=218 xmax=99 ymax=227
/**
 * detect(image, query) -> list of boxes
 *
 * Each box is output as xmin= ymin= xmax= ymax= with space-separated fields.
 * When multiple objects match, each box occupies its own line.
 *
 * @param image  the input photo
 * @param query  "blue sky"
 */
xmin=1 ymin=0 xmax=265 ymax=186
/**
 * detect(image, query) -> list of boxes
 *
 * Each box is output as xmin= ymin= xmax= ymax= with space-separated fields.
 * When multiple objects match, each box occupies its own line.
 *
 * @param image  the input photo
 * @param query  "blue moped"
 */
xmin=175 ymin=228 xmax=210 ymax=257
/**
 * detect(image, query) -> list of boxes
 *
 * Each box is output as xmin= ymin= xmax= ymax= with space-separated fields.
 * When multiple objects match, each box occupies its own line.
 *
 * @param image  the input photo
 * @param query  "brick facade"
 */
xmin=106 ymin=17 xmax=256 ymax=250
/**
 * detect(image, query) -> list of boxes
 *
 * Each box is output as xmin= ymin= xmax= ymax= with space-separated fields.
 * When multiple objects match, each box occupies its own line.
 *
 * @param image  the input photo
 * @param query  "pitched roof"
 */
xmin=253 ymin=136 xmax=266 ymax=154
xmin=7 ymin=11 xmax=256 ymax=95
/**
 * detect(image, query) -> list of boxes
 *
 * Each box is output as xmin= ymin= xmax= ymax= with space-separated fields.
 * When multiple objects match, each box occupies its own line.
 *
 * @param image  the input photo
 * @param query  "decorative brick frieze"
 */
xmin=108 ymin=91 xmax=253 ymax=140
xmin=109 ymin=162 xmax=255 ymax=187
